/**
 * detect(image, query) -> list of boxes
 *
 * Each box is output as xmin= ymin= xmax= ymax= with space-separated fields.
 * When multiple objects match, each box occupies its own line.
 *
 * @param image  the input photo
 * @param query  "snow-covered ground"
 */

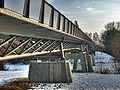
xmin=95 ymin=52 xmax=112 ymax=63
xmin=7 ymin=64 xmax=29 ymax=71
xmin=0 ymin=52 xmax=120 ymax=89
xmin=0 ymin=64 xmax=29 ymax=86
xmin=61 ymin=73 xmax=120 ymax=89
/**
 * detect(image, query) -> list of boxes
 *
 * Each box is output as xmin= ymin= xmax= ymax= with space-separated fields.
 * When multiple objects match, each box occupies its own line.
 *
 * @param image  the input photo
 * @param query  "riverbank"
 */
xmin=1 ymin=52 xmax=119 ymax=89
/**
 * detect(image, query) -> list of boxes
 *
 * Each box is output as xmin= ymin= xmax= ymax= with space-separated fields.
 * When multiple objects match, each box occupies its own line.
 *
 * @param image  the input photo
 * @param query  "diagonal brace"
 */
xmin=5 ymin=38 xmax=31 ymax=56
xmin=22 ymin=39 xmax=43 ymax=54
xmin=32 ymin=40 xmax=51 ymax=53
xmin=2 ymin=37 xmax=16 ymax=57
xmin=40 ymin=41 xmax=57 ymax=52
xmin=0 ymin=36 xmax=16 ymax=48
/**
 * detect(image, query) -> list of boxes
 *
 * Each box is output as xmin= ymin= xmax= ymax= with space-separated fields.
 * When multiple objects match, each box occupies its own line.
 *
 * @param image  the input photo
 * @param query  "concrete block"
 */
xmin=28 ymin=61 xmax=73 ymax=83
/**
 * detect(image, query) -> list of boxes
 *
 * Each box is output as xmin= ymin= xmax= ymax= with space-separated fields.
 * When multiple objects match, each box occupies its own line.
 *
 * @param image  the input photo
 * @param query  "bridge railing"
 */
xmin=0 ymin=0 xmax=92 ymax=42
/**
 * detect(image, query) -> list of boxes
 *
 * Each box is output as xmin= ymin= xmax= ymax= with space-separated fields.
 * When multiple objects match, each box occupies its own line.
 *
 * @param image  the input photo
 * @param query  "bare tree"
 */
xmin=101 ymin=22 xmax=120 ymax=62
xmin=85 ymin=32 xmax=92 ymax=39
xmin=93 ymin=32 xmax=99 ymax=45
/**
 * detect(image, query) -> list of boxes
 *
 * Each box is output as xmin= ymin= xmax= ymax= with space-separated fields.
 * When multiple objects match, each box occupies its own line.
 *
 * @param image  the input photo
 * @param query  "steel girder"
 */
xmin=0 ymin=34 xmax=81 ymax=60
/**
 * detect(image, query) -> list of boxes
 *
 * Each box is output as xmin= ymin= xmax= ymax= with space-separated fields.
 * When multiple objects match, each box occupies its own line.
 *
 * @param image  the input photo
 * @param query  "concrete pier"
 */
xmin=92 ymin=54 xmax=95 ymax=66
xmin=28 ymin=61 xmax=73 ymax=83
xmin=73 ymin=59 xmax=79 ymax=71
xmin=80 ymin=53 xmax=88 ymax=72
xmin=86 ymin=54 xmax=93 ymax=72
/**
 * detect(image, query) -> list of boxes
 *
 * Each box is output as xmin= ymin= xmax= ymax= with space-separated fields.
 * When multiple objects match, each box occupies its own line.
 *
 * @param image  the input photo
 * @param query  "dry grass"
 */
xmin=0 ymin=78 xmax=30 ymax=90
xmin=0 ymin=85 xmax=29 ymax=90
xmin=95 ymin=67 xmax=111 ymax=74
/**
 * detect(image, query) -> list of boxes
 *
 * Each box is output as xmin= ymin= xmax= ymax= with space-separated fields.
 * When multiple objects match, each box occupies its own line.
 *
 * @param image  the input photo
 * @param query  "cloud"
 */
xmin=77 ymin=6 xmax=80 ymax=8
xmin=47 ymin=0 xmax=54 ymax=3
xmin=50 ymin=0 xmax=54 ymax=2
xmin=86 ymin=7 xmax=94 ymax=11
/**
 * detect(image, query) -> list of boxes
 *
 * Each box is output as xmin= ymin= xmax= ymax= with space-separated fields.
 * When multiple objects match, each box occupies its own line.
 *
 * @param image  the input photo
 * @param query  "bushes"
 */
xmin=95 ymin=62 xmax=111 ymax=74
xmin=112 ymin=62 xmax=120 ymax=74
xmin=95 ymin=67 xmax=111 ymax=74
xmin=0 ymin=61 xmax=8 ymax=71
xmin=101 ymin=22 xmax=120 ymax=63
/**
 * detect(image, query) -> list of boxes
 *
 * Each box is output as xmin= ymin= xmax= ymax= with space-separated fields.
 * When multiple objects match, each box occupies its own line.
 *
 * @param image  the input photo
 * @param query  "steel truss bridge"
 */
xmin=0 ymin=0 xmax=95 ymax=61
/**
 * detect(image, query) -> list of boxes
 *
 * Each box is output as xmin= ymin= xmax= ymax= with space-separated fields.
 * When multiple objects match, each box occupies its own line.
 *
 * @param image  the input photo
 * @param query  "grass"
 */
xmin=9 ymin=78 xmax=28 ymax=84
xmin=0 ymin=78 xmax=30 ymax=90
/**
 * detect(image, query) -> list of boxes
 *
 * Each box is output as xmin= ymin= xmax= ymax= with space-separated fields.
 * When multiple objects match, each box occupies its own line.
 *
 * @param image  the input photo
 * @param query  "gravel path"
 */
xmin=61 ymin=73 xmax=120 ymax=90
xmin=30 ymin=73 xmax=120 ymax=90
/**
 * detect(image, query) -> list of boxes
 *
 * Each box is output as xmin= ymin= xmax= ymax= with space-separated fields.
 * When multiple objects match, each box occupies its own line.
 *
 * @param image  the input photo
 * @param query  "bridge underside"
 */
xmin=0 ymin=8 xmax=92 ymax=61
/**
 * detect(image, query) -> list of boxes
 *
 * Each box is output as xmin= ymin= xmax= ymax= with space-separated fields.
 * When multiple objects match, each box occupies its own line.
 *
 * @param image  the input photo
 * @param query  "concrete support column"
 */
xmin=92 ymin=54 xmax=95 ymax=66
xmin=86 ymin=54 xmax=93 ymax=72
xmin=73 ymin=59 xmax=79 ymax=71
xmin=80 ymin=52 xmax=88 ymax=72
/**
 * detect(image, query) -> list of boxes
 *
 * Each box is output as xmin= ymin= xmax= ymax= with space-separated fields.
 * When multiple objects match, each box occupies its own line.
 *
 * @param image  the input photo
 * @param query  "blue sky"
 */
xmin=47 ymin=0 xmax=120 ymax=33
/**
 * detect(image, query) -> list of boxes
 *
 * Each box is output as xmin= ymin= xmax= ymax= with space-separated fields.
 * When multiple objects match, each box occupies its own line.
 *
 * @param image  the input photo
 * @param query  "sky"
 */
xmin=46 ymin=0 xmax=120 ymax=33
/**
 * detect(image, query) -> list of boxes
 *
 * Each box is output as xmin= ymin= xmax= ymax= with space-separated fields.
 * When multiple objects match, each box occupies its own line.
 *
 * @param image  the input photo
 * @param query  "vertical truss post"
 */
xmin=72 ymin=25 xmax=75 ymax=35
xmin=71 ymin=24 xmax=73 ymax=35
xmin=23 ymin=0 xmax=30 ymax=18
xmin=74 ymin=26 xmax=77 ymax=36
xmin=39 ymin=0 xmax=45 ymax=23
xmin=49 ymin=6 xmax=54 ymax=27
xmin=67 ymin=20 xmax=69 ymax=33
xmin=0 ymin=0 xmax=4 ymax=8
xmin=60 ymin=40 xmax=69 ymax=83
xmin=60 ymin=42 xmax=65 ymax=60
xmin=62 ymin=16 xmax=65 ymax=32
xmin=57 ymin=12 xmax=61 ymax=30
xmin=70 ymin=22 xmax=72 ymax=34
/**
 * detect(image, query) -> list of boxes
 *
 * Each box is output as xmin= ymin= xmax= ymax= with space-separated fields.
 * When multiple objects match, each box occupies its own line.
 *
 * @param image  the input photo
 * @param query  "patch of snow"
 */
xmin=0 ymin=71 xmax=28 ymax=81
xmin=6 ymin=64 xmax=29 ymax=71
xmin=95 ymin=52 xmax=113 ymax=63
xmin=0 ymin=64 xmax=29 ymax=86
